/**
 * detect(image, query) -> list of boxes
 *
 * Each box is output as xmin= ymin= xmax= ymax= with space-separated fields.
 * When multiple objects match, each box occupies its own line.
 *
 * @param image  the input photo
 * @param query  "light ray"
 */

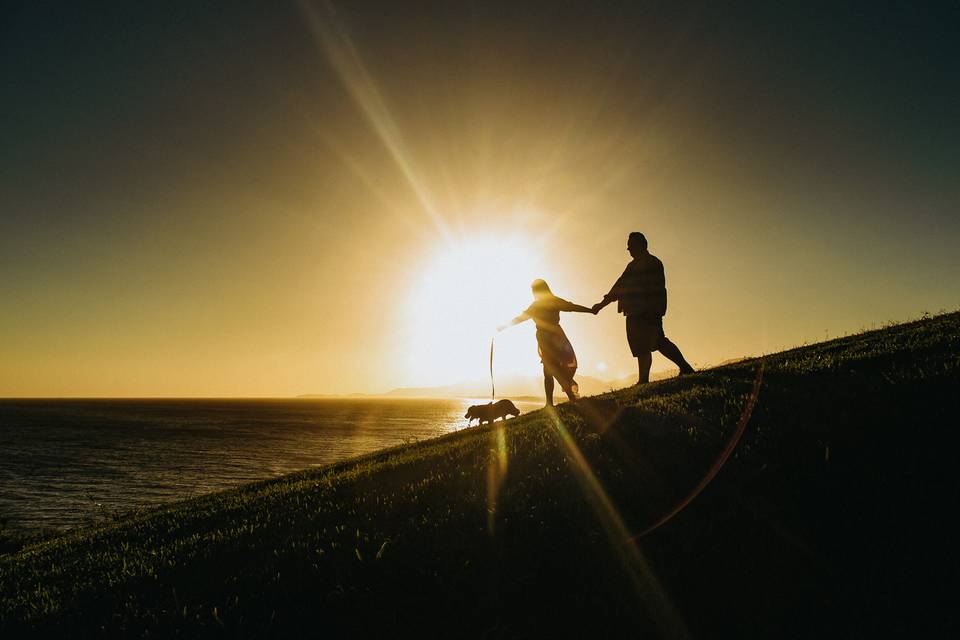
xmin=312 ymin=126 xmax=425 ymax=236
xmin=299 ymin=0 xmax=452 ymax=242
xmin=543 ymin=405 xmax=689 ymax=638
xmin=485 ymin=422 xmax=509 ymax=536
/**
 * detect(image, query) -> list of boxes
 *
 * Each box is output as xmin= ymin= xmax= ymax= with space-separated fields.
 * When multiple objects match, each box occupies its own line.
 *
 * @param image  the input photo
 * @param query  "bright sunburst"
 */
xmin=405 ymin=232 xmax=548 ymax=387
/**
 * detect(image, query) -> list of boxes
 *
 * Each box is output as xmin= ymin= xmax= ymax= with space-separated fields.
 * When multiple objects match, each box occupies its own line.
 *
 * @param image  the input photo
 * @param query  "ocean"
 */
xmin=0 ymin=398 xmax=541 ymax=532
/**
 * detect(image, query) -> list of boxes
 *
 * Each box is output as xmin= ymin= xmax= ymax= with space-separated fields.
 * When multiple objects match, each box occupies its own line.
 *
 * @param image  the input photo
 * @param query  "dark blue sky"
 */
xmin=4 ymin=2 xmax=957 ymax=227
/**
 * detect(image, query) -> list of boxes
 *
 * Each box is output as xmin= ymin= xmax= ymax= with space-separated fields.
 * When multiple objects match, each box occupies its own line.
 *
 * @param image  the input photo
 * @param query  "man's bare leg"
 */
xmin=544 ymin=376 xmax=555 ymax=406
xmin=636 ymin=351 xmax=653 ymax=384
xmin=658 ymin=337 xmax=694 ymax=374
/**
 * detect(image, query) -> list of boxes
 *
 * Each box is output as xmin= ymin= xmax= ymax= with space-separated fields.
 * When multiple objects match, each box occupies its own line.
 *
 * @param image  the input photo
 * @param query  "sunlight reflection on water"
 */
xmin=0 ymin=398 xmax=541 ymax=531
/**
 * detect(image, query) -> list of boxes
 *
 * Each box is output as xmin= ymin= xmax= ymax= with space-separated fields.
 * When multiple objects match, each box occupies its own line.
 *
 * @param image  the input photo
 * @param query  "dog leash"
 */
xmin=489 ymin=336 xmax=495 ymax=401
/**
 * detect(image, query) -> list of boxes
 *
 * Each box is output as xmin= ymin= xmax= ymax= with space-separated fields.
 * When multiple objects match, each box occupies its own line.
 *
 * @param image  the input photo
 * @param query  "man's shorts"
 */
xmin=625 ymin=315 xmax=665 ymax=356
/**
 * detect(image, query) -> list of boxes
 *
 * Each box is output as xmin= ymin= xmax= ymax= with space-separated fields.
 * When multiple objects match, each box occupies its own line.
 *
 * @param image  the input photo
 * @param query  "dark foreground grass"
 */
xmin=2 ymin=313 xmax=959 ymax=638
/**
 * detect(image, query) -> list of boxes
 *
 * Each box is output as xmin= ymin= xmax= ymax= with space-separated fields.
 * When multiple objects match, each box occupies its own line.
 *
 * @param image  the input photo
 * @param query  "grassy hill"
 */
xmin=2 ymin=312 xmax=959 ymax=637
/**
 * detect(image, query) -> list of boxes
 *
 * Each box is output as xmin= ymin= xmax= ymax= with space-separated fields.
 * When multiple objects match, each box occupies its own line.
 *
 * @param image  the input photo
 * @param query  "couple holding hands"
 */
xmin=497 ymin=232 xmax=694 ymax=406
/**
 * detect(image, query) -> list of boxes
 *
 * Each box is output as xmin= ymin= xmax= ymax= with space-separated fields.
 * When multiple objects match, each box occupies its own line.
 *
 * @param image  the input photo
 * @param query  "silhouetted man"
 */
xmin=593 ymin=232 xmax=694 ymax=384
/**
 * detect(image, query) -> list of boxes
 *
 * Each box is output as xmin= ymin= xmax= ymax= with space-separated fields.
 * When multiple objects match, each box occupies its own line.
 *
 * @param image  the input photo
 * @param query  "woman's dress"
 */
xmin=521 ymin=296 xmax=579 ymax=394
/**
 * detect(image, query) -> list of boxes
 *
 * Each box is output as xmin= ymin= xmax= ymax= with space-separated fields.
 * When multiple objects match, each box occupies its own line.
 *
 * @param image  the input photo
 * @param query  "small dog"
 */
xmin=464 ymin=399 xmax=520 ymax=425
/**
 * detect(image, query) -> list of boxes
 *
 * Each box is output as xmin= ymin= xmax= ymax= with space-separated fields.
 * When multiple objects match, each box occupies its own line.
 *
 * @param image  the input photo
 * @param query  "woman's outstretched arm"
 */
xmin=558 ymin=299 xmax=598 ymax=314
xmin=497 ymin=312 xmax=530 ymax=332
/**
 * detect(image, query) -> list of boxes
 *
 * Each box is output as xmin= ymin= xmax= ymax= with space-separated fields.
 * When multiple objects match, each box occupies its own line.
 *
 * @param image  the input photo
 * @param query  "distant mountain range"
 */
xmin=298 ymin=370 xmax=681 ymax=400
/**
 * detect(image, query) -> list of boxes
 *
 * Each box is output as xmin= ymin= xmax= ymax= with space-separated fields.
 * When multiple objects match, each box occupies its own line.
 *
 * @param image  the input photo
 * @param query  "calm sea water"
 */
xmin=0 ymin=398 xmax=541 ymax=532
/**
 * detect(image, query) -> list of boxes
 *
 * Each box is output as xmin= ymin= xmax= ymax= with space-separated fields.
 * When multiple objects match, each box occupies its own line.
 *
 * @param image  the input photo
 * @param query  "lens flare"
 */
xmin=404 ymin=232 xmax=546 ymax=385
xmin=485 ymin=423 xmax=509 ymax=536
xmin=300 ymin=0 xmax=451 ymax=242
xmin=543 ymin=405 xmax=689 ymax=638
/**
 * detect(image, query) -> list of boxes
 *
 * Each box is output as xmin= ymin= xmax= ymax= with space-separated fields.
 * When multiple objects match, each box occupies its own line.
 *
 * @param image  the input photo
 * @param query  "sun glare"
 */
xmin=405 ymin=233 xmax=547 ymax=387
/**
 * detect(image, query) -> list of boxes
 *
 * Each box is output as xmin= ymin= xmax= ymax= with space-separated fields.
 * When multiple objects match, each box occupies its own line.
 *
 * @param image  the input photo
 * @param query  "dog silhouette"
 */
xmin=464 ymin=399 xmax=520 ymax=425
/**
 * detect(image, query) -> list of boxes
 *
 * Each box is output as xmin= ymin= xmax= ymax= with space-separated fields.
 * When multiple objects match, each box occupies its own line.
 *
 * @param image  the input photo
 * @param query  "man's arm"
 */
xmin=593 ymin=264 xmax=631 ymax=313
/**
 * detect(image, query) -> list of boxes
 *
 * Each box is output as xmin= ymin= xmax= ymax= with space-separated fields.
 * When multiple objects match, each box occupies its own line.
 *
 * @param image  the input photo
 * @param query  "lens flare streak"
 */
xmin=300 ymin=0 xmax=451 ymax=242
xmin=485 ymin=423 xmax=509 ymax=536
xmin=543 ymin=406 xmax=689 ymax=638
xmin=632 ymin=361 xmax=765 ymax=539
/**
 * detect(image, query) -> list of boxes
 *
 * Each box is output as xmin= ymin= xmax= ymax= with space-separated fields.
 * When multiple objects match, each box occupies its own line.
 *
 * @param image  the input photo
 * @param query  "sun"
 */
xmin=404 ymin=232 xmax=549 ymax=387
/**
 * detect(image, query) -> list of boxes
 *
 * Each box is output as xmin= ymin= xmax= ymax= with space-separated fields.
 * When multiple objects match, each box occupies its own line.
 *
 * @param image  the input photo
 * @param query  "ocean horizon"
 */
xmin=0 ymin=397 xmax=542 ymax=532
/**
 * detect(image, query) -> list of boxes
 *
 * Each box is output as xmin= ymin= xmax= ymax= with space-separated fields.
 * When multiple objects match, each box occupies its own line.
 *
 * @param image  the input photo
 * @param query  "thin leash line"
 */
xmin=489 ymin=336 xmax=495 ymax=401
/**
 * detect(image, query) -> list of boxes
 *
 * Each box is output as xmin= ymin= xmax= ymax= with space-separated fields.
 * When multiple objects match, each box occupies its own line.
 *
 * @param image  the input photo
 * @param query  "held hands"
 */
xmin=591 ymin=302 xmax=604 ymax=314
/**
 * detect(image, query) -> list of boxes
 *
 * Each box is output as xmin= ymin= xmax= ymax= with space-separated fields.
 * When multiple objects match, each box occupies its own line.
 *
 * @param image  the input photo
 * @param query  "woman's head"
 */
xmin=531 ymin=279 xmax=553 ymax=299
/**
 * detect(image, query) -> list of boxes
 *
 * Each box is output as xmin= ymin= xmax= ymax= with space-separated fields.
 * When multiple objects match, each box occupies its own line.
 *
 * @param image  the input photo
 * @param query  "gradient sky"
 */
xmin=2 ymin=1 xmax=958 ymax=397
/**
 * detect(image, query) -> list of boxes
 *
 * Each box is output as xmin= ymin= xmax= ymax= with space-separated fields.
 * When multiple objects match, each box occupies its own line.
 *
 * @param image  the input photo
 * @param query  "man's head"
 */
xmin=627 ymin=232 xmax=648 ymax=257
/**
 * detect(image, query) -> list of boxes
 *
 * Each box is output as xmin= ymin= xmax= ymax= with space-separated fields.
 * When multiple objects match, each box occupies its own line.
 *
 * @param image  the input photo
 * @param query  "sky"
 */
xmin=1 ymin=0 xmax=958 ymax=397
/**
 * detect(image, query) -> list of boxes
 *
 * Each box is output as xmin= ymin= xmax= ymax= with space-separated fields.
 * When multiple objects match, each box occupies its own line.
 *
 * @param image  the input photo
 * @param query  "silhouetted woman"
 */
xmin=498 ymin=279 xmax=596 ymax=406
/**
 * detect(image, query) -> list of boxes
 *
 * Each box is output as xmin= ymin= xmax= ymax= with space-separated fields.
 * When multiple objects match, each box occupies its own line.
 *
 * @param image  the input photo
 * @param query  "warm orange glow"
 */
xmin=404 ymin=231 xmax=548 ymax=386
xmin=2 ymin=3 xmax=955 ymax=399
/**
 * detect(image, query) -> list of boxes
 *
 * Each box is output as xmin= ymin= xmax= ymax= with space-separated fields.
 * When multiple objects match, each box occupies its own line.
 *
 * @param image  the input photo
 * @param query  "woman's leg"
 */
xmin=636 ymin=351 xmax=653 ymax=384
xmin=543 ymin=375 xmax=555 ymax=406
xmin=552 ymin=372 xmax=579 ymax=402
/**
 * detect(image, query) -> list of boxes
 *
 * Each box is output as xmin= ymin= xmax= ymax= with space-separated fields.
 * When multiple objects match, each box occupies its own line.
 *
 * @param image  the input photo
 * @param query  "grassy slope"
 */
xmin=2 ymin=313 xmax=959 ymax=638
